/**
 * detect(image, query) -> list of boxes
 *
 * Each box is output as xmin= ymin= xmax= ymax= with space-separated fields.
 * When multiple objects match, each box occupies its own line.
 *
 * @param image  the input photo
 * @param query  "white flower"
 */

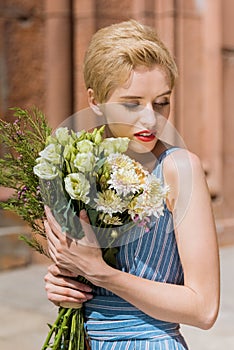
xmin=108 ymin=167 xmax=143 ymax=196
xmin=38 ymin=143 xmax=62 ymax=164
xmin=76 ymin=139 xmax=94 ymax=153
xmin=106 ymin=154 xmax=148 ymax=196
xmin=107 ymin=153 xmax=148 ymax=175
xmin=74 ymin=130 xmax=87 ymax=142
xmin=99 ymin=137 xmax=129 ymax=156
xmin=94 ymin=189 xmax=126 ymax=216
xmin=54 ymin=127 xmax=71 ymax=146
xmin=92 ymin=126 xmax=105 ymax=145
xmin=64 ymin=173 xmax=90 ymax=203
xmin=99 ymin=213 xmax=123 ymax=226
xmin=128 ymin=175 xmax=169 ymax=220
xmin=111 ymin=230 xmax=119 ymax=238
xmin=63 ymin=144 xmax=76 ymax=162
xmin=33 ymin=159 xmax=59 ymax=180
xmin=74 ymin=152 xmax=96 ymax=172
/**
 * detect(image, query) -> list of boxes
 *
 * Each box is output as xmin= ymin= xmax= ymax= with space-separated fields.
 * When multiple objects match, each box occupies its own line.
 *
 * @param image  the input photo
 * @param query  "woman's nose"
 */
xmin=141 ymin=104 xmax=157 ymax=128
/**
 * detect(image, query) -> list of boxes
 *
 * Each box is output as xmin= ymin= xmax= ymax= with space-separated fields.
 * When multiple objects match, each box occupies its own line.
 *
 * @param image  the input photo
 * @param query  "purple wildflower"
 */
xmin=18 ymin=186 xmax=28 ymax=200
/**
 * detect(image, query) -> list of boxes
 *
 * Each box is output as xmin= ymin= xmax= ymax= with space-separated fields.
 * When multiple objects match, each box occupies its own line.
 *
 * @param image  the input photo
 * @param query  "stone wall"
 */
xmin=0 ymin=0 xmax=45 ymax=117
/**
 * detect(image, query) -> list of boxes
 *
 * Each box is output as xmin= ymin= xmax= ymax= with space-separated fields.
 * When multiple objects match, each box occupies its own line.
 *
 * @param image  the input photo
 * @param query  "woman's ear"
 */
xmin=87 ymin=88 xmax=103 ymax=116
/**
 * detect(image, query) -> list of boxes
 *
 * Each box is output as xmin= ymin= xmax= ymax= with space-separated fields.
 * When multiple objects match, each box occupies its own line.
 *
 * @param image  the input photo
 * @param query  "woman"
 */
xmin=44 ymin=20 xmax=220 ymax=349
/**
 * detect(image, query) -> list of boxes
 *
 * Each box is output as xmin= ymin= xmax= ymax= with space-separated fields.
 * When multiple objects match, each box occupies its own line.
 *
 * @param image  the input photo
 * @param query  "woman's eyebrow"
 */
xmin=119 ymin=90 xmax=172 ymax=100
xmin=156 ymin=90 xmax=172 ymax=97
xmin=119 ymin=96 xmax=143 ymax=99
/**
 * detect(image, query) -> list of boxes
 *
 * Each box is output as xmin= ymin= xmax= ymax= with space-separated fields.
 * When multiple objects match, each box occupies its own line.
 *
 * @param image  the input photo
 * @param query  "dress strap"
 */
xmin=152 ymin=146 xmax=181 ymax=183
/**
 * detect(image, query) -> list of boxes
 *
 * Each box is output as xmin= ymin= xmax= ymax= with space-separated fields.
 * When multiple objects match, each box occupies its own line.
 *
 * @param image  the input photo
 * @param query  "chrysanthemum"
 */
xmin=127 ymin=175 xmax=169 ymax=221
xmin=107 ymin=168 xmax=141 ymax=196
xmin=94 ymin=189 xmax=126 ymax=216
xmin=99 ymin=213 xmax=123 ymax=225
xmin=106 ymin=154 xmax=148 ymax=196
xmin=107 ymin=154 xmax=147 ymax=177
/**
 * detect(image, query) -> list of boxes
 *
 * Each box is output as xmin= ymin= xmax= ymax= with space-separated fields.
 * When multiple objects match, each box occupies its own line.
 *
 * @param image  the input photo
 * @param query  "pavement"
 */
xmin=0 ymin=246 xmax=233 ymax=350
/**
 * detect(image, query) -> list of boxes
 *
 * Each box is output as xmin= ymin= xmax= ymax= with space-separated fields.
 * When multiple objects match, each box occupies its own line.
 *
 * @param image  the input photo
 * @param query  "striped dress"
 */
xmin=85 ymin=148 xmax=189 ymax=349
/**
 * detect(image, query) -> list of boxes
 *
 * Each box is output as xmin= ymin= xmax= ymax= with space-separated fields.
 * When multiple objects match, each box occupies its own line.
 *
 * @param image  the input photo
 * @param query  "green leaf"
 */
xmin=103 ymin=247 xmax=119 ymax=268
xmin=87 ymin=208 xmax=99 ymax=226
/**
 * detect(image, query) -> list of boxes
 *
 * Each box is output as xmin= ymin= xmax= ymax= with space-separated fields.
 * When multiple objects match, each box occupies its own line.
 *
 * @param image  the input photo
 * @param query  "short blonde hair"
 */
xmin=83 ymin=20 xmax=178 ymax=103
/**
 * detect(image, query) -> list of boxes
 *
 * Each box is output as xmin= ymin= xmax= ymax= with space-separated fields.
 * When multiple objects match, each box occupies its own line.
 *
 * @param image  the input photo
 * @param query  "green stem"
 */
xmin=52 ymin=308 xmax=73 ymax=350
xmin=78 ymin=309 xmax=85 ymax=350
xmin=41 ymin=308 xmax=67 ymax=350
xmin=68 ymin=312 xmax=78 ymax=350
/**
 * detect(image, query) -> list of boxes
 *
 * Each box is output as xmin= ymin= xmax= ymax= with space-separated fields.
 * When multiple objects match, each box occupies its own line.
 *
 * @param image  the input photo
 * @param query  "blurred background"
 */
xmin=0 ymin=0 xmax=233 ymax=349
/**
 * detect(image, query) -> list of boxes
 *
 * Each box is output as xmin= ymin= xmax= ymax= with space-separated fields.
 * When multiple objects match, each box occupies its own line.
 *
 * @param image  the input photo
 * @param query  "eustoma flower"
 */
xmin=74 ymin=152 xmax=96 ymax=172
xmin=33 ymin=159 xmax=59 ymax=180
xmin=99 ymin=137 xmax=129 ymax=155
xmin=64 ymin=173 xmax=90 ymax=203
xmin=38 ymin=143 xmax=62 ymax=164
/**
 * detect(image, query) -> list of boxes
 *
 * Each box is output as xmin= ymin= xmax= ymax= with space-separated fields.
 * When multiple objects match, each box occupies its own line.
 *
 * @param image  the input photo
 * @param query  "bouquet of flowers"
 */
xmin=0 ymin=108 xmax=169 ymax=350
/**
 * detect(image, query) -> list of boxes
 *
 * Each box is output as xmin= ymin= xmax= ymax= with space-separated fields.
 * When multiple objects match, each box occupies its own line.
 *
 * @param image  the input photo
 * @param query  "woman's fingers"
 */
xmin=79 ymin=210 xmax=99 ymax=247
xmin=45 ymin=277 xmax=93 ymax=300
xmin=43 ymin=207 xmax=103 ymax=277
xmin=44 ymin=220 xmax=59 ymax=261
xmin=44 ymin=272 xmax=93 ymax=305
xmin=45 ymin=206 xmax=72 ymax=245
xmin=48 ymin=264 xmax=76 ymax=278
xmin=44 ymin=206 xmax=98 ymax=249
xmin=46 ymin=286 xmax=91 ymax=305
xmin=44 ymin=206 xmax=62 ymax=238
xmin=45 ymin=268 xmax=93 ymax=292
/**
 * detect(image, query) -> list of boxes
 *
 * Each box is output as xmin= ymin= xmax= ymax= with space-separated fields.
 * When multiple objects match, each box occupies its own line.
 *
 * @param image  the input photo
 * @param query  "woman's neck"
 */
xmin=126 ymin=141 xmax=168 ymax=172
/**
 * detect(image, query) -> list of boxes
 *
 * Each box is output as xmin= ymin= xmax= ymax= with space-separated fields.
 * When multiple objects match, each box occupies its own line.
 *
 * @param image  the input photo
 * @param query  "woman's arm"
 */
xmin=90 ymin=150 xmax=220 ymax=329
xmin=45 ymin=150 xmax=220 ymax=329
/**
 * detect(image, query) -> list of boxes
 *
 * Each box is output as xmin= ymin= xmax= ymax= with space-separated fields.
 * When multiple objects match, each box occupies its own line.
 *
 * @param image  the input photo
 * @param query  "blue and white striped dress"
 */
xmin=85 ymin=148 xmax=189 ymax=349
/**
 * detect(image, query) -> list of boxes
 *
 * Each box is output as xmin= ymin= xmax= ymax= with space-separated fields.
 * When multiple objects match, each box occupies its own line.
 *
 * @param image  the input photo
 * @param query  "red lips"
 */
xmin=134 ymin=130 xmax=156 ymax=142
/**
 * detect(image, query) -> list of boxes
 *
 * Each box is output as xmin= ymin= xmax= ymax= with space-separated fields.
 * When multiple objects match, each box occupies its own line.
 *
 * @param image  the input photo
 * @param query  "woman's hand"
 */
xmin=44 ymin=264 xmax=93 ymax=307
xmin=44 ymin=206 xmax=111 ymax=285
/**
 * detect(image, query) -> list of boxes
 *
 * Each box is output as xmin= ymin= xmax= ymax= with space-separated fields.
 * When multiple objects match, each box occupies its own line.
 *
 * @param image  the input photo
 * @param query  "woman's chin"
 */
xmin=128 ymin=139 xmax=157 ymax=154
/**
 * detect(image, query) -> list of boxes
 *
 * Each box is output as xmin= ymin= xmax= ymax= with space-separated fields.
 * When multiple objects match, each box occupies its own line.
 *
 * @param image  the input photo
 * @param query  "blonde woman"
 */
xmin=44 ymin=20 xmax=220 ymax=349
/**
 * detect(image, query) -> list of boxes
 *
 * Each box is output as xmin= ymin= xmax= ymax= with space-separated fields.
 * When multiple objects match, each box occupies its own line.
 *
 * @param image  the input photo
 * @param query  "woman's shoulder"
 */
xmin=162 ymin=148 xmax=206 ymax=192
xmin=162 ymin=148 xmax=206 ymax=213
xmin=163 ymin=148 xmax=203 ymax=175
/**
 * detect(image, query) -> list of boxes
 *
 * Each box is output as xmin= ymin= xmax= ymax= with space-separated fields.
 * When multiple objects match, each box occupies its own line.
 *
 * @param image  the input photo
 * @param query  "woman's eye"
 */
xmin=153 ymin=101 xmax=170 ymax=109
xmin=121 ymin=102 xmax=141 ymax=110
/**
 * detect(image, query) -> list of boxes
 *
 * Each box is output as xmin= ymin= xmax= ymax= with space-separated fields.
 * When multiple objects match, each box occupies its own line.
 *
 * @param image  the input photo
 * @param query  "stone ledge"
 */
xmin=0 ymin=232 xmax=32 ymax=271
xmin=0 ymin=210 xmax=32 ymax=270
xmin=0 ymin=210 xmax=50 ymax=268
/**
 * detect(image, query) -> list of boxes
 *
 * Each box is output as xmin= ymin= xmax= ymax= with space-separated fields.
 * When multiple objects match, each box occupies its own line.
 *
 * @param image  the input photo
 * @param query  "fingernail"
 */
xmin=80 ymin=299 xmax=88 ymax=303
xmin=44 ymin=206 xmax=50 ymax=216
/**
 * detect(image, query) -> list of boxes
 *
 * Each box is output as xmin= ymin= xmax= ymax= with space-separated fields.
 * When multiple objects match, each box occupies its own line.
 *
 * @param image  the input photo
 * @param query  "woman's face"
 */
xmin=103 ymin=65 xmax=172 ymax=153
